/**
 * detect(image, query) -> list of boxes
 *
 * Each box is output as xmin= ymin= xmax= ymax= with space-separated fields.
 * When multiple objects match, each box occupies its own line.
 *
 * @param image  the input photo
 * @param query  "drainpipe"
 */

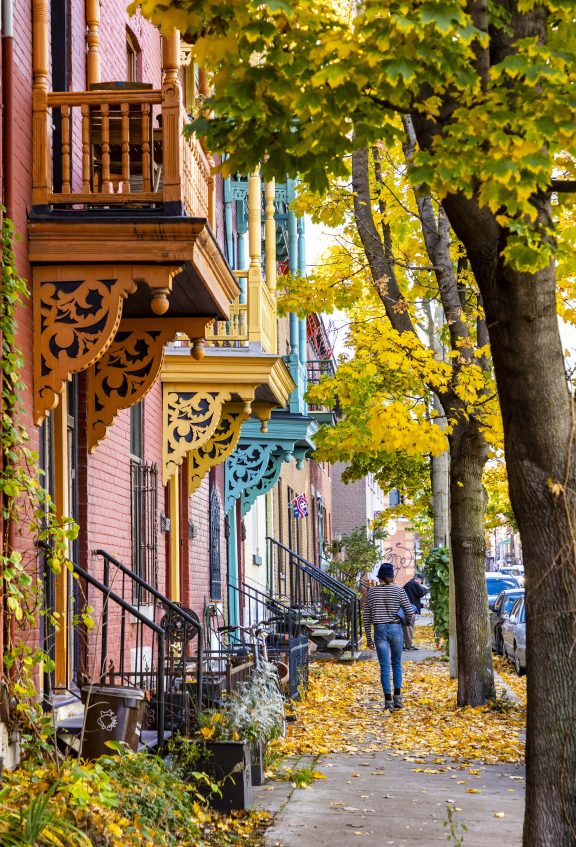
xmin=2 ymin=0 xmax=14 ymax=217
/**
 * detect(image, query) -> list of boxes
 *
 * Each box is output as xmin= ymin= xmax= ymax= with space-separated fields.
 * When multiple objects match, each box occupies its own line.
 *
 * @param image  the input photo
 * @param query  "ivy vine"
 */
xmin=0 ymin=212 xmax=78 ymax=746
xmin=424 ymin=546 xmax=450 ymax=650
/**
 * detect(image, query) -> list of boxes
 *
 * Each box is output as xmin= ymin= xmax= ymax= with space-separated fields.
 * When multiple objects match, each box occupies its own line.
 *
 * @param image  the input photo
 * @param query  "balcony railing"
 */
xmin=204 ymin=270 xmax=277 ymax=353
xmin=33 ymin=86 xmax=212 ymax=217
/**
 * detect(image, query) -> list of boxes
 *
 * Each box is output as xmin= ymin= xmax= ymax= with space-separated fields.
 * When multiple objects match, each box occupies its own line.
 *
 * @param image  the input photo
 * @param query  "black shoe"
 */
xmin=393 ymin=694 xmax=403 ymax=709
xmin=384 ymin=698 xmax=394 ymax=713
xmin=411 ymin=646 xmax=420 ymax=650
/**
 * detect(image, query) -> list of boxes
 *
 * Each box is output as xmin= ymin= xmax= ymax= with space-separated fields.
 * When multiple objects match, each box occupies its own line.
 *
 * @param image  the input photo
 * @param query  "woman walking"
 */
xmin=364 ymin=563 xmax=415 ymax=713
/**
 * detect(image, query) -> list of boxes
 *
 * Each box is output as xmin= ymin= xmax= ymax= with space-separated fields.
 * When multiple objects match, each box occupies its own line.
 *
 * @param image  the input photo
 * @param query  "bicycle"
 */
xmin=218 ymin=617 xmax=287 ymax=738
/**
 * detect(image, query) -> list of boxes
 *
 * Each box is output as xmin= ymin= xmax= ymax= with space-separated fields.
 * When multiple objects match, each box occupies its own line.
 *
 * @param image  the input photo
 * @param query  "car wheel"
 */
xmin=514 ymin=644 xmax=525 ymax=677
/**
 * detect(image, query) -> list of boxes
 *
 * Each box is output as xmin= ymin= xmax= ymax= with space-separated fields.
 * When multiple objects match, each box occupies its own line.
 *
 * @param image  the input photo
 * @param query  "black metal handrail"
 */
xmin=66 ymin=558 xmax=167 ymax=748
xmin=267 ymin=537 xmax=361 ymax=653
xmin=94 ymin=549 xmax=203 ymax=728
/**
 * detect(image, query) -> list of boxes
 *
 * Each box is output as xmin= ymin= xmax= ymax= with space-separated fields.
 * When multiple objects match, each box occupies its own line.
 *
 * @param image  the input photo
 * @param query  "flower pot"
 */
xmin=195 ymin=740 xmax=252 ymax=811
xmin=251 ymin=740 xmax=265 ymax=786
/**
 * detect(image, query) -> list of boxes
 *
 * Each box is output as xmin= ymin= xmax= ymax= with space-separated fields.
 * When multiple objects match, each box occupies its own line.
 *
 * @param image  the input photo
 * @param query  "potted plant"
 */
xmin=192 ymin=661 xmax=286 ymax=803
xmin=189 ymin=711 xmax=253 ymax=812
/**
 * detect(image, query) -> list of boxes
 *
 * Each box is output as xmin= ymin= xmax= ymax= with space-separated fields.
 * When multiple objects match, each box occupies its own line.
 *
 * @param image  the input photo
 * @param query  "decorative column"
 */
xmin=198 ymin=67 xmax=216 ymax=230
xmin=264 ymin=180 xmax=276 ymax=293
xmin=247 ymin=171 xmax=263 ymax=347
xmin=32 ymin=0 xmax=50 ymax=208
xmin=86 ymin=0 xmax=101 ymax=86
xmin=298 ymin=217 xmax=307 ymax=365
xmin=288 ymin=208 xmax=299 ymax=358
xmin=161 ymin=28 xmax=184 ymax=213
xmin=169 ymin=473 xmax=181 ymax=601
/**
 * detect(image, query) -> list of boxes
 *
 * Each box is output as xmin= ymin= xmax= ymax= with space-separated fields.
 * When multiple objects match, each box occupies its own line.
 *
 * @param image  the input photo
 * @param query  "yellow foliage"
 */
xmin=272 ymin=656 xmax=524 ymax=765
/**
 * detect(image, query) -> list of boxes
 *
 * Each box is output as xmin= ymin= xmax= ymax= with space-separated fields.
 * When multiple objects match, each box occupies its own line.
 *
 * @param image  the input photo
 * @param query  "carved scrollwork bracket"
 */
xmin=188 ymin=402 xmax=251 ymax=495
xmin=33 ymin=266 xmax=138 ymax=424
xmin=164 ymin=388 xmax=231 ymax=483
xmin=225 ymin=442 xmax=292 ymax=514
xmin=87 ymin=318 xmax=210 ymax=453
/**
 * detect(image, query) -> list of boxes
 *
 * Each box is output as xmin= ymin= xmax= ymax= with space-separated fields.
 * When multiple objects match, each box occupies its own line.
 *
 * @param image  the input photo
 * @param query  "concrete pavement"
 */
xmin=254 ymin=635 xmax=525 ymax=846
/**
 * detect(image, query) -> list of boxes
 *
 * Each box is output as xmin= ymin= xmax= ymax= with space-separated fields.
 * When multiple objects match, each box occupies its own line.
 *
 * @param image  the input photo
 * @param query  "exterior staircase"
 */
xmin=266 ymin=538 xmax=362 ymax=659
xmin=44 ymin=550 xmax=202 ymax=758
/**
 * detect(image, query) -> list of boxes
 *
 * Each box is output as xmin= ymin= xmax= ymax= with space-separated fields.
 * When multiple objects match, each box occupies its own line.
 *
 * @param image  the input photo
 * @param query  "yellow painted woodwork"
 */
xmin=264 ymin=180 xmax=277 ymax=294
xmin=86 ymin=317 xmax=210 ymax=452
xmin=52 ymin=387 xmax=70 ymax=688
xmin=169 ymin=473 xmax=181 ymax=602
xmin=188 ymin=402 xmax=251 ymax=494
xmin=161 ymin=354 xmax=295 ymax=410
xmin=163 ymin=387 xmax=232 ymax=483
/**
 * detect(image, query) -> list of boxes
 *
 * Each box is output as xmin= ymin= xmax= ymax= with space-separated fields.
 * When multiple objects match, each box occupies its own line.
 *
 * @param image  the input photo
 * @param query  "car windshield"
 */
xmin=503 ymin=594 xmax=523 ymax=613
xmin=487 ymin=577 xmax=518 ymax=594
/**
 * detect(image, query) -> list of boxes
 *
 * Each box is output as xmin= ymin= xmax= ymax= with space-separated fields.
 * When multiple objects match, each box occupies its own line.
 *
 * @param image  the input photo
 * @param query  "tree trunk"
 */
xmin=431 ymin=400 xmax=450 ymax=549
xmin=444 ymin=191 xmax=576 ymax=844
xmin=448 ymin=415 xmax=494 ymax=705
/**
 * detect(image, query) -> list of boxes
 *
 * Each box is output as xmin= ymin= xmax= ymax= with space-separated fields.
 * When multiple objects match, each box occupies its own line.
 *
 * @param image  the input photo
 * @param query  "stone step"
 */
xmin=325 ymin=639 xmax=351 ymax=653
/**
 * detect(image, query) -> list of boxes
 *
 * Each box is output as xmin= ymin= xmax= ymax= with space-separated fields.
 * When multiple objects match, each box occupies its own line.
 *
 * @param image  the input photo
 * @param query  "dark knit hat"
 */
xmin=377 ymin=562 xmax=395 ymax=580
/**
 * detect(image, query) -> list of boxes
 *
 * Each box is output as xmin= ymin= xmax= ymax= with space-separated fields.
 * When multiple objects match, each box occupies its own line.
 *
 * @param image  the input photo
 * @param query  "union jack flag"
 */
xmin=293 ymin=493 xmax=309 ymax=519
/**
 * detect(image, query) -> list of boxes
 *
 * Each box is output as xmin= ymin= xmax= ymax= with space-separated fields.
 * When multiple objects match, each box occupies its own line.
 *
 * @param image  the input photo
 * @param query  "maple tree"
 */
xmin=282 ymin=145 xmax=499 ymax=708
xmin=133 ymin=1 xmax=576 ymax=841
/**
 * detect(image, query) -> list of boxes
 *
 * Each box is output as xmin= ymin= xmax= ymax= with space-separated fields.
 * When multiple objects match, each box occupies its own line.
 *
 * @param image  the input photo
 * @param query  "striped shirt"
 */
xmin=364 ymin=583 xmax=415 ymax=642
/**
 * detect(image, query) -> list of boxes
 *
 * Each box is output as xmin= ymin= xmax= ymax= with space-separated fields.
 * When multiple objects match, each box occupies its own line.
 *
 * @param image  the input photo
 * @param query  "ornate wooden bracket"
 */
xmin=33 ymin=263 xmax=184 ymax=425
xmin=188 ymin=402 xmax=251 ymax=495
xmin=163 ymin=388 xmax=233 ymax=483
xmin=33 ymin=266 xmax=138 ymax=424
xmin=87 ymin=317 xmax=210 ymax=452
xmin=225 ymin=442 xmax=293 ymax=515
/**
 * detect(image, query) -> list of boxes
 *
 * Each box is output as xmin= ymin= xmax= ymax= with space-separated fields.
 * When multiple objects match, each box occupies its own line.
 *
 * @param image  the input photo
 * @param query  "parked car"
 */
xmin=501 ymin=596 xmax=526 ymax=676
xmin=485 ymin=572 xmax=521 ymax=606
xmin=490 ymin=589 xmax=524 ymax=654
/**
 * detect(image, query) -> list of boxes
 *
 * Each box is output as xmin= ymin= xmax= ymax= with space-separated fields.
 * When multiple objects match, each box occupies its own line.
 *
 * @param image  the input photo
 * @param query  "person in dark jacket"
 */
xmin=402 ymin=574 xmax=428 ymax=650
xmin=364 ymin=563 xmax=415 ymax=712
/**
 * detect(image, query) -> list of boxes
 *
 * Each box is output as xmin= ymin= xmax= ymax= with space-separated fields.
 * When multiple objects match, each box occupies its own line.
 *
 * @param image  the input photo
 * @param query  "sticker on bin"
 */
xmin=97 ymin=710 xmax=118 ymax=731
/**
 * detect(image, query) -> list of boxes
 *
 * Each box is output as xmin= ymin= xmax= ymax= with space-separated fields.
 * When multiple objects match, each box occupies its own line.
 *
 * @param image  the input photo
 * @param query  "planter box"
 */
xmin=195 ymin=740 xmax=252 ymax=812
xmin=251 ymin=740 xmax=265 ymax=786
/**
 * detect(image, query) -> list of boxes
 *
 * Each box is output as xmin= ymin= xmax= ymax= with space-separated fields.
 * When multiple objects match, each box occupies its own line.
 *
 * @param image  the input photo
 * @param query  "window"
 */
xmin=126 ymin=27 xmax=141 ymax=82
xmin=130 ymin=403 xmax=158 ymax=598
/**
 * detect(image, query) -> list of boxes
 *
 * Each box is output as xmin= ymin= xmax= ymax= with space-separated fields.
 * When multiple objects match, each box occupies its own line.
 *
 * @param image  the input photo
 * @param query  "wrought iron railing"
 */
xmin=43 ymin=555 xmax=168 ymax=750
xmin=267 ymin=538 xmax=361 ymax=653
xmin=227 ymin=580 xmax=307 ymax=699
xmin=94 ymin=549 xmax=203 ymax=737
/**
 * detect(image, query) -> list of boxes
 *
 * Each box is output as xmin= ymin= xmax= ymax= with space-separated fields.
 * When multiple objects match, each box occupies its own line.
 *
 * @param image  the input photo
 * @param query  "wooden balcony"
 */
xmin=32 ymin=85 xmax=213 ymax=219
xmin=205 ymin=270 xmax=277 ymax=354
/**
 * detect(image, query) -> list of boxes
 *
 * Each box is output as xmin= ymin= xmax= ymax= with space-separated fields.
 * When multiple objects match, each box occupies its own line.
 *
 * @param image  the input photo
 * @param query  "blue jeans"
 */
xmin=374 ymin=623 xmax=404 ymax=697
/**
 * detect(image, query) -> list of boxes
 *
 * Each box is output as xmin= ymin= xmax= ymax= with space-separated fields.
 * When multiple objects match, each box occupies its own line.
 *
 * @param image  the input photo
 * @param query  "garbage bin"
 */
xmin=81 ymin=685 xmax=146 ymax=759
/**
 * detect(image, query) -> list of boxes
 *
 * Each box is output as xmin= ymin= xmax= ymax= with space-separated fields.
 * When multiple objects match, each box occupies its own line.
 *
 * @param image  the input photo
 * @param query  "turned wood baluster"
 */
xmin=32 ymin=0 xmax=50 ymax=206
xmin=81 ymin=104 xmax=91 ymax=193
xmin=101 ymin=103 xmax=112 ymax=194
xmin=61 ymin=104 xmax=71 ymax=194
xmin=141 ymin=103 xmax=151 ymax=193
xmin=120 ymin=102 xmax=130 ymax=193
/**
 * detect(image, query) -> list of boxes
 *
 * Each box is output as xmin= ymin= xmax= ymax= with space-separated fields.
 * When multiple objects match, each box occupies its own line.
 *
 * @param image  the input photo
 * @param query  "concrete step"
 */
xmin=325 ymin=639 xmax=351 ymax=654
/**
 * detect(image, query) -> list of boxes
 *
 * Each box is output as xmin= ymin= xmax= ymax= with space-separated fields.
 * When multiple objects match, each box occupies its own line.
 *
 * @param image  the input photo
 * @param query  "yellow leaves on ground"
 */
xmin=272 ymin=656 xmax=524 ymax=765
xmin=493 ymin=655 xmax=527 ymax=706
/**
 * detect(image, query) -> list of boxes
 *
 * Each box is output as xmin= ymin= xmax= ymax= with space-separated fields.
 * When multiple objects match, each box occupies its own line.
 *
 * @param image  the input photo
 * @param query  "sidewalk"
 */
xmin=254 ymin=640 xmax=525 ymax=846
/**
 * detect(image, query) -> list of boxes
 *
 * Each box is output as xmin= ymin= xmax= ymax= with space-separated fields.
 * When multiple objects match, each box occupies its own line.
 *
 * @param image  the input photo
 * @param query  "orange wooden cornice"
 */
xmin=28 ymin=218 xmax=240 ymax=314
